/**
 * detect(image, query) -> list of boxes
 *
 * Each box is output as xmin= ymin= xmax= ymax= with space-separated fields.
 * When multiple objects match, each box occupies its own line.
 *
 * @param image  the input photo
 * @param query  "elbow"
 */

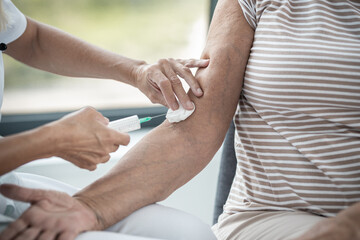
xmin=151 ymin=121 xmax=226 ymax=203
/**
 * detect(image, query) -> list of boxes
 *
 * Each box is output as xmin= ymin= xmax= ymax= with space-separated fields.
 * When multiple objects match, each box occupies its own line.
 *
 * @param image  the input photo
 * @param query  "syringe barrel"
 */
xmin=108 ymin=115 xmax=141 ymax=133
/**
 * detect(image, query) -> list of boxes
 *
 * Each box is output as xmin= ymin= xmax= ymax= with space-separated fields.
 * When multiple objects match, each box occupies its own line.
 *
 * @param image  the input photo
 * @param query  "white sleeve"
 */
xmin=0 ymin=0 xmax=27 ymax=44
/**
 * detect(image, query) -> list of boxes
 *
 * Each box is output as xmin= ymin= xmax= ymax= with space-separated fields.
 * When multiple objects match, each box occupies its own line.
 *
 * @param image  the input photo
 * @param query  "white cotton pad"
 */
xmin=166 ymin=102 xmax=195 ymax=123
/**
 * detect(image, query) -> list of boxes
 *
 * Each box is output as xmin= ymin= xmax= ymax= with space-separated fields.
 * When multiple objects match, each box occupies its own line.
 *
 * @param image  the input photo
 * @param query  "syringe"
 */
xmin=108 ymin=113 xmax=166 ymax=133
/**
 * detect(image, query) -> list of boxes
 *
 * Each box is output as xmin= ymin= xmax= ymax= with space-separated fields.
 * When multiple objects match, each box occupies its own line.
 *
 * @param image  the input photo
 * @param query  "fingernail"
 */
xmin=187 ymin=101 xmax=194 ymax=109
xmin=201 ymin=59 xmax=209 ymax=65
xmin=173 ymin=103 xmax=179 ymax=110
xmin=197 ymin=88 xmax=203 ymax=95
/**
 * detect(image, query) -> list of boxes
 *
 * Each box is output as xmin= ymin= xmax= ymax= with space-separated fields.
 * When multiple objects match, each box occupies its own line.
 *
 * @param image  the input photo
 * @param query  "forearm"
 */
xmin=6 ymin=18 xmax=144 ymax=86
xmin=0 ymin=125 xmax=55 ymax=175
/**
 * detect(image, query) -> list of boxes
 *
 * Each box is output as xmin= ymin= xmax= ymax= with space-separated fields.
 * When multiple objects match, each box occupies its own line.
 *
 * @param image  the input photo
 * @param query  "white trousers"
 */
xmin=0 ymin=172 xmax=216 ymax=240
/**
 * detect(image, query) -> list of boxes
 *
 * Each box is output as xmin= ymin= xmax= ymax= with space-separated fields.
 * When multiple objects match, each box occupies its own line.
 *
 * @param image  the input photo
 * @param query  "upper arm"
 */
xmin=167 ymin=0 xmax=255 ymax=150
xmin=6 ymin=17 xmax=37 ymax=63
xmin=204 ymin=0 xmax=254 ymax=57
xmin=194 ymin=0 xmax=254 ymax=124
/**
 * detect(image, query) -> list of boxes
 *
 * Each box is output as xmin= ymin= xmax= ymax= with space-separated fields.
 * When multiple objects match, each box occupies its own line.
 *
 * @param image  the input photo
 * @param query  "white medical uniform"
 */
xmin=0 ymin=0 xmax=27 ymax=120
xmin=0 ymin=1 xmax=215 ymax=239
xmin=0 ymin=0 xmax=28 ymax=225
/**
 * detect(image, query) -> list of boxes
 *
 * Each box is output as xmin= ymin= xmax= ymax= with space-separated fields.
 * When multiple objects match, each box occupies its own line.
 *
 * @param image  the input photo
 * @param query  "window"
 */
xmin=3 ymin=0 xmax=208 ymax=115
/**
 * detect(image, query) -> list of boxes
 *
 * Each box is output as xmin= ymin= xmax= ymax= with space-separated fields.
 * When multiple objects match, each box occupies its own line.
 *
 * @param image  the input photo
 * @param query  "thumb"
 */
xmin=0 ymin=184 xmax=47 ymax=203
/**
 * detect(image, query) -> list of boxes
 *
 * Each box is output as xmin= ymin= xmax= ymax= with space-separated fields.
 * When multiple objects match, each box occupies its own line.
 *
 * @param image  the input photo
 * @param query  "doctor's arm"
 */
xmin=0 ymin=107 xmax=130 ymax=175
xmin=5 ymin=17 xmax=208 ymax=110
xmin=0 ymin=0 xmax=254 ymax=238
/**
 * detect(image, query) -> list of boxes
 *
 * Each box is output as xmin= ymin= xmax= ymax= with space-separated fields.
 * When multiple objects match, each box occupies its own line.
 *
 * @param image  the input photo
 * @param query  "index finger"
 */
xmin=171 ymin=60 xmax=203 ymax=97
xmin=155 ymin=72 xmax=179 ymax=110
xmin=110 ymin=130 xmax=131 ymax=146
xmin=161 ymin=61 xmax=194 ymax=110
xmin=176 ymin=58 xmax=209 ymax=68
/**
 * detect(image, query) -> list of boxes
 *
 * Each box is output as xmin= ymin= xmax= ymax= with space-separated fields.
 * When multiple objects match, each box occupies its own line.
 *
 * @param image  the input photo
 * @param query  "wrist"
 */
xmin=37 ymin=121 xmax=62 ymax=157
xmin=129 ymin=59 xmax=147 ymax=88
xmin=73 ymin=194 xmax=106 ymax=230
xmin=28 ymin=123 xmax=58 ymax=159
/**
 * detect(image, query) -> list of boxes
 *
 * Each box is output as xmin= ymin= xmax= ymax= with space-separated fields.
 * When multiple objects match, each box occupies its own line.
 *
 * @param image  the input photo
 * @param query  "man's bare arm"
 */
xmin=74 ymin=0 xmax=255 ymax=229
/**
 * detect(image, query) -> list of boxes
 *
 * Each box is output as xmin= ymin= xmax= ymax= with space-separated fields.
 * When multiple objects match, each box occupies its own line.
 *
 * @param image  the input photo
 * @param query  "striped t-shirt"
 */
xmin=224 ymin=0 xmax=360 ymax=217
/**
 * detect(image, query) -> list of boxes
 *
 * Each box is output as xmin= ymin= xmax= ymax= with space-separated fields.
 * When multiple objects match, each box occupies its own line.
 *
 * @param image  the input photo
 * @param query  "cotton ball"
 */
xmin=166 ymin=102 xmax=195 ymax=123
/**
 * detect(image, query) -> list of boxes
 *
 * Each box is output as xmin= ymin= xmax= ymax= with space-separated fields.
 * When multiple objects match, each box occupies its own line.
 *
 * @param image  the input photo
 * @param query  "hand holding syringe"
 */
xmin=108 ymin=102 xmax=195 ymax=133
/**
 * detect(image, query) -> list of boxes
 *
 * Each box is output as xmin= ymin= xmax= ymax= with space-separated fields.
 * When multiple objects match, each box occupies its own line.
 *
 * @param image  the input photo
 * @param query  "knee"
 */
xmin=175 ymin=215 xmax=216 ymax=240
xmin=109 ymin=204 xmax=216 ymax=240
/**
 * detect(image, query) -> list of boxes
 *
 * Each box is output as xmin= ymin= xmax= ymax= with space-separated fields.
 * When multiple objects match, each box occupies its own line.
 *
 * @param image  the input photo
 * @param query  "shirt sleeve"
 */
xmin=0 ymin=0 xmax=27 ymax=44
xmin=238 ymin=0 xmax=257 ymax=30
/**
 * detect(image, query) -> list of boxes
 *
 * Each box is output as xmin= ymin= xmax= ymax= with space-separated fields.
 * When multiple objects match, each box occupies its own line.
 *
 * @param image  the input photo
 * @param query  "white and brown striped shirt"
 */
xmin=224 ymin=0 xmax=360 ymax=217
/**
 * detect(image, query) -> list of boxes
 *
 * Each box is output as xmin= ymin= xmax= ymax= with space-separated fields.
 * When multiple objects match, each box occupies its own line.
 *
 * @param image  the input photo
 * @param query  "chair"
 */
xmin=213 ymin=121 xmax=237 ymax=224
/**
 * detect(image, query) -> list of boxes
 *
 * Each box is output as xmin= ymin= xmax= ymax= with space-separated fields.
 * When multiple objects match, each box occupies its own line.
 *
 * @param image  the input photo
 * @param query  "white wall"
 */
xmin=15 ymin=128 xmax=222 ymax=225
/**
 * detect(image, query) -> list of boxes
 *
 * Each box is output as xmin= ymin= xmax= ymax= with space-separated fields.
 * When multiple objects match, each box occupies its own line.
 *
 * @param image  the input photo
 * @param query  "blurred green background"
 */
xmin=4 ymin=0 xmax=208 ymax=89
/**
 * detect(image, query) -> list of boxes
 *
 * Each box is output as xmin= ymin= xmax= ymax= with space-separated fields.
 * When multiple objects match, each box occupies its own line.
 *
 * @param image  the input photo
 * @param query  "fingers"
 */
xmin=63 ymin=150 xmax=113 ymax=171
xmin=83 ymin=107 xmax=109 ymax=125
xmin=138 ymin=58 xmax=206 ymax=110
xmin=59 ymin=128 xmax=128 ymax=171
xmin=169 ymin=59 xmax=203 ymax=99
xmin=160 ymin=60 xmax=193 ymax=110
xmin=156 ymin=58 xmax=205 ymax=110
xmin=38 ymin=231 xmax=58 ymax=240
xmin=152 ymin=69 xmax=179 ymax=110
xmin=100 ymin=116 xmax=110 ymax=126
xmin=0 ymin=218 xmax=27 ymax=240
xmin=0 ymin=183 xmax=93 ymax=240
xmin=154 ymin=59 xmax=199 ymax=110
xmin=109 ymin=130 xmax=130 ymax=146
xmin=0 ymin=184 xmax=47 ymax=204
xmin=0 ymin=219 xmax=77 ymax=240
xmin=13 ymin=228 xmax=41 ymax=240
xmin=177 ymin=58 xmax=209 ymax=68
xmin=58 ymin=231 xmax=78 ymax=240
xmin=59 ymin=109 xmax=129 ymax=170
xmin=174 ymin=58 xmax=209 ymax=98
xmin=68 ymin=106 xmax=108 ymax=126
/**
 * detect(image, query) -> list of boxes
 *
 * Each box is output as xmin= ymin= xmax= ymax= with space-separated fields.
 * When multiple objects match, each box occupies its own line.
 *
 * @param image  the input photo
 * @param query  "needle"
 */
xmin=139 ymin=113 xmax=166 ymax=124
